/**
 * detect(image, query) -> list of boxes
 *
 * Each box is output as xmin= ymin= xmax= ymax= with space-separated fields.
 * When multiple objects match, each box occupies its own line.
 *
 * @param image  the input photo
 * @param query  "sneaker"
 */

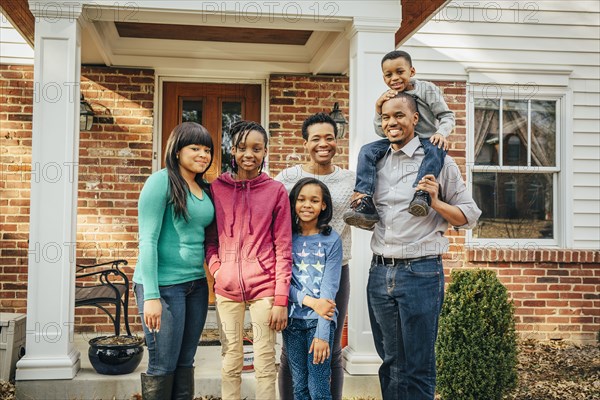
xmin=343 ymin=196 xmax=380 ymax=229
xmin=409 ymin=190 xmax=431 ymax=217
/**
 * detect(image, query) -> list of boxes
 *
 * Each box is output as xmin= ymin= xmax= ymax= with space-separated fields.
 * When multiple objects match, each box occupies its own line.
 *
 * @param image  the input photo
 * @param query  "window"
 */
xmin=469 ymin=88 xmax=561 ymax=244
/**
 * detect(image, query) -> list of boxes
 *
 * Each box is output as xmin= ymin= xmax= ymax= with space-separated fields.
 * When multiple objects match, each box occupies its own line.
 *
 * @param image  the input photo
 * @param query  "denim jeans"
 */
xmin=283 ymin=318 xmax=336 ymax=400
xmin=354 ymin=138 xmax=447 ymax=196
xmin=134 ymin=279 xmax=209 ymax=375
xmin=367 ymin=255 xmax=445 ymax=400
xmin=279 ymin=264 xmax=350 ymax=400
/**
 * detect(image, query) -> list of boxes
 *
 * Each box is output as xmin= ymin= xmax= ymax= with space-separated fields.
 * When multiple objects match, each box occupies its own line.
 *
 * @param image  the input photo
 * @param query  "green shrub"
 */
xmin=436 ymin=269 xmax=518 ymax=400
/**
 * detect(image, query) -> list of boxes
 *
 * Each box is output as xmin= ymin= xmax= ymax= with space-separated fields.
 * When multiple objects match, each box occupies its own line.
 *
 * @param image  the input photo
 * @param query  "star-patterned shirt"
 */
xmin=288 ymin=231 xmax=343 ymax=342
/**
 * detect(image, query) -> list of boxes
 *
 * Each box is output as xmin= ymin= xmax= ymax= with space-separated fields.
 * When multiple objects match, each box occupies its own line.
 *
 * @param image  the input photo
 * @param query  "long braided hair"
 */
xmin=229 ymin=120 xmax=269 ymax=174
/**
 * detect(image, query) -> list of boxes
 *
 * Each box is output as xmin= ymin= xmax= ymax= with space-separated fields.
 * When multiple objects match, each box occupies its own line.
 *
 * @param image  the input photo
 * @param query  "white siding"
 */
xmin=402 ymin=1 xmax=600 ymax=249
xmin=0 ymin=12 xmax=33 ymax=65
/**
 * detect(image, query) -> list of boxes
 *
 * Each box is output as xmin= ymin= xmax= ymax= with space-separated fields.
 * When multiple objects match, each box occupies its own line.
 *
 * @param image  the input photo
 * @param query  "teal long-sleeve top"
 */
xmin=133 ymin=169 xmax=215 ymax=300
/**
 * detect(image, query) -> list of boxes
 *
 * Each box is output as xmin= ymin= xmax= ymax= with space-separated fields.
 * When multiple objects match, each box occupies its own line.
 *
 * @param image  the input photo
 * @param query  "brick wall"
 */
xmin=1 ymin=66 xmax=598 ymax=342
xmin=467 ymin=249 xmax=600 ymax=343
xmin=75 ymin=66 xmax=154 ymax=333
xmin=0 ymin=64 xmax=154 ymax=334
xmin=0 ymin=65 xmax=33 ymax=316
xmin=268 ymin=74 xmax=350 ymax=175
xmin=432 ymin=81 xmax=470 ymax=269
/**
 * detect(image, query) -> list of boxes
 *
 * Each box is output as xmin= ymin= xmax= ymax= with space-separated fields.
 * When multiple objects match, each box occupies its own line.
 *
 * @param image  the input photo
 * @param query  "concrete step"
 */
xmin=16 ymin=334 xmax=382 ymax=400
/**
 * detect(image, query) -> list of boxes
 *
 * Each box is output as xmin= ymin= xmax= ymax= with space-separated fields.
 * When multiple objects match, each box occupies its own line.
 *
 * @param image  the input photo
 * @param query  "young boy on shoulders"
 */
xmin=343 ymin=50 xmax=455 ymax=229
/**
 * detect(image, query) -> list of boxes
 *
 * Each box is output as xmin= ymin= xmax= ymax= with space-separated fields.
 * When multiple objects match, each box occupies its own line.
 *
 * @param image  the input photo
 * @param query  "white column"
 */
xmin=343 ymin=19 xmax=400 ymax=375
xmin=16 ymin=2 xmax=82 ymax=380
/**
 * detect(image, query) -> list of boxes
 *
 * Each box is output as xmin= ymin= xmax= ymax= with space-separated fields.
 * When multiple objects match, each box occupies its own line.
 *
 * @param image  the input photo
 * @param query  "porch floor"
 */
xmin=15 ymin=334 xmax=381 ymax=400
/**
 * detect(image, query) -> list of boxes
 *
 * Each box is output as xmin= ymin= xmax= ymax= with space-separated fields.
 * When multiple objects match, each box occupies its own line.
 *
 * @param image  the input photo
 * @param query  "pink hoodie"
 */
xmin=205 ymin=172 xmax=292 ymax=306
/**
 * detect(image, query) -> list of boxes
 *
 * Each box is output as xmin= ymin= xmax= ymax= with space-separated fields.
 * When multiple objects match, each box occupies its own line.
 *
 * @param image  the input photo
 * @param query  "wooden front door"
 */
xmin=162 ymin=82 xmax=261 ymax=303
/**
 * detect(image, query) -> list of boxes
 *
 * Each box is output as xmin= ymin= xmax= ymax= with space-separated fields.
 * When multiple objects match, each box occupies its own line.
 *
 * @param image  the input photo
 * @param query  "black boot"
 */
xmin=172 ymin=367 xmax=195 ymax=400
xmin=409 ymin=190 xmax=432 ymax=217
xmin=343 ymin=195 xmax=379 ymax=230
xmin=141 ymin=372 xmax=174 ymax=400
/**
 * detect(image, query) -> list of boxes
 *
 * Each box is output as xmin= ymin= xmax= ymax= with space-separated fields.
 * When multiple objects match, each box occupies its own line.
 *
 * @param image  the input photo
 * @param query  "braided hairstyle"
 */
xmin=229 ymin=120 xmax=269 ymax=174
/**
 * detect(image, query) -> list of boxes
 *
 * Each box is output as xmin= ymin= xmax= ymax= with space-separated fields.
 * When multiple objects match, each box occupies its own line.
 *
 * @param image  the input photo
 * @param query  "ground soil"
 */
xmin=92 ymin=336 xmax=144 ymax=346
xmin=505 ymin=339 xmax=599 ymax=400
xmin=1 ymin=339 xmax=598 ymax=400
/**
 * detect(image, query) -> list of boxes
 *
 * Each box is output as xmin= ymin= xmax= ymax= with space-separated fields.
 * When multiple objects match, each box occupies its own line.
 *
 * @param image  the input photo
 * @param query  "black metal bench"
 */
xmin=75 ymin=259 xmax=132 ymax=336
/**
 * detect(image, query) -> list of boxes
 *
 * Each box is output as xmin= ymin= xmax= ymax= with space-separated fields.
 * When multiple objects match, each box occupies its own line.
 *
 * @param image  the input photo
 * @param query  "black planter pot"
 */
xmin=88 ymin=335 xmax=144 ymax=375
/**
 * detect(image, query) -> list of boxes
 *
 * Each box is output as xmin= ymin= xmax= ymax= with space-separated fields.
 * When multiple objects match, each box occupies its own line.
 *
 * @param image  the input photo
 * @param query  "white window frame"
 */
xmin=467 ymin=84 xmax=571 ymax=248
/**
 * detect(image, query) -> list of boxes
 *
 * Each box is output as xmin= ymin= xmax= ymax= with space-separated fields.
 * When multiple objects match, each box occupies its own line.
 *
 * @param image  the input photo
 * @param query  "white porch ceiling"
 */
xmin=80 ymin=6 xmax=353 ymax=75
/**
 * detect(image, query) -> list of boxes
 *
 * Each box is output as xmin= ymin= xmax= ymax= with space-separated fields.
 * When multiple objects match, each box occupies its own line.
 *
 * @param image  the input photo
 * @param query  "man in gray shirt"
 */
xmin=367 ymin=92 xmax=481 ymax=399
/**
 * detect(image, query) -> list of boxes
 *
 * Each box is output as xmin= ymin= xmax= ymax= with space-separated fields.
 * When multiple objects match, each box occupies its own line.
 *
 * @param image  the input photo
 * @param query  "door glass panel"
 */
xmin=221 ymin=101 xmax=242 ymax=174
xmin=182 ymin=100 xmax=203 ymax=123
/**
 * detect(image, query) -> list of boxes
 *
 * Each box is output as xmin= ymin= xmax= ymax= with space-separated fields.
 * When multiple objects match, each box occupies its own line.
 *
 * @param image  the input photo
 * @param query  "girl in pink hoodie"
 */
xmin=206 ymin=120 xmax=292 ymax=400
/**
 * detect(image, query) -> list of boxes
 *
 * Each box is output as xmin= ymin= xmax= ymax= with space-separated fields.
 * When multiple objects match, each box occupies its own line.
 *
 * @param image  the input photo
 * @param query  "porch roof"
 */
xmin=2 ymin=0 xmax=449 ymax=74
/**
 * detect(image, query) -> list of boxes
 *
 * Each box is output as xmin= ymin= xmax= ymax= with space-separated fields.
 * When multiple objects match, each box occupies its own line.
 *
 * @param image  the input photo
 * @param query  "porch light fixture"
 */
xmin=329 ymin=102 xmax=348 ymax=138
xmin=80 ymin=94 xmax=95 ymax=131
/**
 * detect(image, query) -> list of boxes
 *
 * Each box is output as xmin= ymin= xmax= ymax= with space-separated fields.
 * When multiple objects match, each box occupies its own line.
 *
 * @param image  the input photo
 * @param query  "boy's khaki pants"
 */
xmin=216 ymin=295 xmax=277 ymax=400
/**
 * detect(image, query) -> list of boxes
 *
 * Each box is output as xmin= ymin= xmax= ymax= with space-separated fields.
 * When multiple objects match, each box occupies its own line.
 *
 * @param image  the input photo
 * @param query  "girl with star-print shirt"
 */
xmin=284 ymin=177 xmax=343 ymax=399
xmin=289 ymin=231 xmax=343 ymax=339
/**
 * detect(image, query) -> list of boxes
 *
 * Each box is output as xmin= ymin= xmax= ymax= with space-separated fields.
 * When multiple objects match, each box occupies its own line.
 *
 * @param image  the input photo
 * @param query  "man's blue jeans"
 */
xmin=282 ymin=318 xmax=336 ymax=400
xmin=134 ymin=278 xmax=209 ymax=375
xmin=367 ymin=255 xmax=445 ymax=400
xmin=354 ymin=138 xmax=446 ymax=196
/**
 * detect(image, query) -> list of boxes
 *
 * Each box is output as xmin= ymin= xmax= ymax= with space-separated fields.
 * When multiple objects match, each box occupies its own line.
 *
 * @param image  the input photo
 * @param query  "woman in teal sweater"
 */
xmin=133 ymin=122 xmax=215 ymax=400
